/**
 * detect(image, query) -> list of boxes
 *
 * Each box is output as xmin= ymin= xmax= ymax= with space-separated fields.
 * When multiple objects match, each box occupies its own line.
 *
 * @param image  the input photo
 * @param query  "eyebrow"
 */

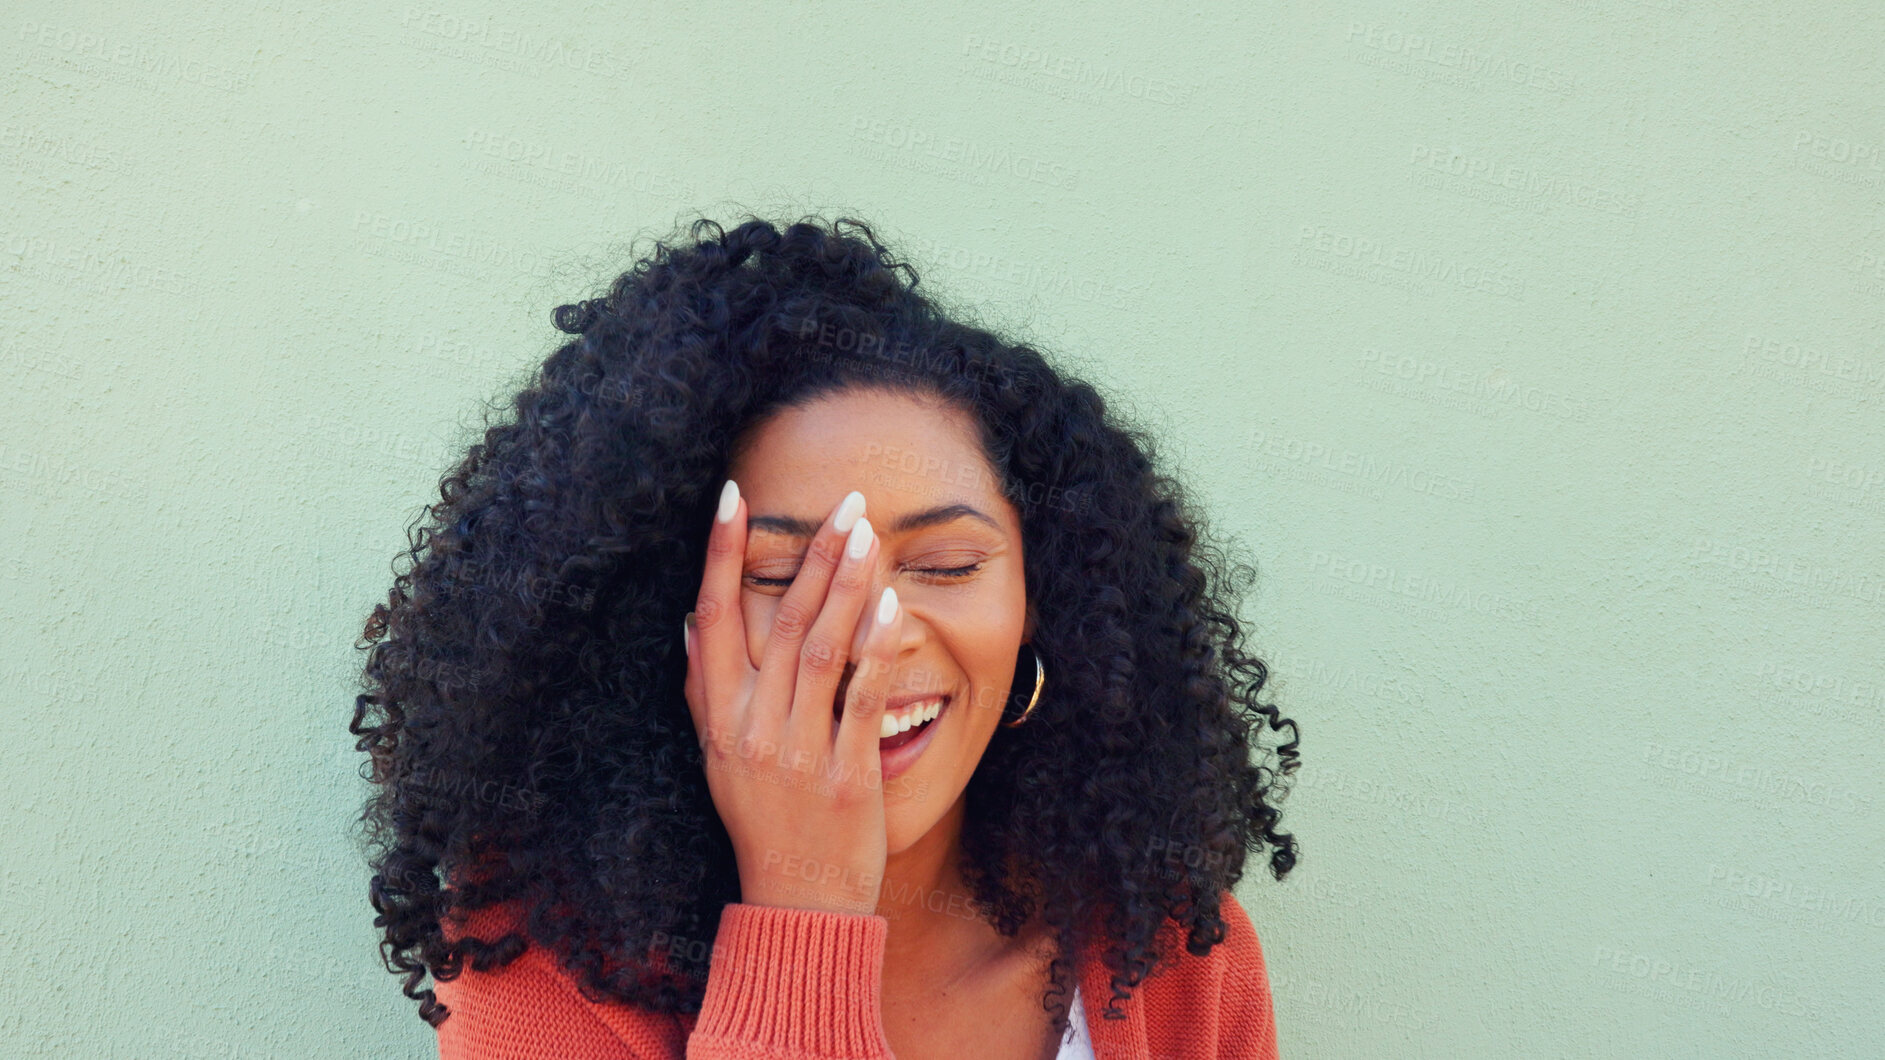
xmin=747 ymin=502 xmax=1001 ymax=539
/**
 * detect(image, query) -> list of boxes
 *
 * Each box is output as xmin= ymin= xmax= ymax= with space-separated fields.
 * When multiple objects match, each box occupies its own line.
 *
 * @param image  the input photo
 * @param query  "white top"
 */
xmin=1055 ymin=983 xmax=1096 ymax=1059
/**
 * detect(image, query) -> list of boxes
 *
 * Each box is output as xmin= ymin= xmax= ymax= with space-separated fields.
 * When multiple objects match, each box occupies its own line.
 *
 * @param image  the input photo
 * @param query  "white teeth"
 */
xmin=877 ymin=696 xmax=945 ymax=740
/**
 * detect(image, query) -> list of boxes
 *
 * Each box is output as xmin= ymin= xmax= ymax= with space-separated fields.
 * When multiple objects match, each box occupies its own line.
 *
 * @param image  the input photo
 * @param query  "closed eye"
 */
xmin=747 ymin=562 xmax=983 ymax=588
xmin=918 ymin=563 xmax=982 ymax=579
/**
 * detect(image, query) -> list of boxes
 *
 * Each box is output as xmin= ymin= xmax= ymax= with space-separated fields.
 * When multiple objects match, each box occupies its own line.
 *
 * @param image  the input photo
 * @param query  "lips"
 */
xmin=829 ymin=665 xmax=951 ymax=753
xmin=879 ymin=724 xmax=925 ymax=751
xmin=877 ymin=694 xmax=947 ymax=747
xmin=876 ymin=692 xmax=949 ymax=782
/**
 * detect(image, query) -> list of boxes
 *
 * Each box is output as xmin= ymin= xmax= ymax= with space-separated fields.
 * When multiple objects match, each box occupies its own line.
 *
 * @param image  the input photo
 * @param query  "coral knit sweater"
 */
xmin=432 ymin=891 xmax=1279 ymax=1059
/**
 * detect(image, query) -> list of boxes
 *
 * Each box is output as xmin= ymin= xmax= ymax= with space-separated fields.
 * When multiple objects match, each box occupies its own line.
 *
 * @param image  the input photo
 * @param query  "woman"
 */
xmin=352 ymin=215 xmax=1302 ymax=1058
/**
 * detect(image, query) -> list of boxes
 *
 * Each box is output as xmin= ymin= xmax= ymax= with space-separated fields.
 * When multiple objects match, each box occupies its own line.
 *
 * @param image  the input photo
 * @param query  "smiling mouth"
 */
xmin=831 ymin=664 xmax=950 ymax=749
xmin=877 ymin=693 xmax=947 ymax=749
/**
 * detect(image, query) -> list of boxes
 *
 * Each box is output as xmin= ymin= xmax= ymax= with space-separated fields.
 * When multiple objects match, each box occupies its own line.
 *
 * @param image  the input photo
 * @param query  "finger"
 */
xmin=694 ymin=479 xmax=753 ymax=742
xmin=784 ymin=514 xmax=877 ymax=749
xmin=683 ymin=612 xmax=710 ymax=732
xmin=834 ymin=585 xmax=902 ymax=767
xmin=749 ymin=490 xmax=865 ymax=731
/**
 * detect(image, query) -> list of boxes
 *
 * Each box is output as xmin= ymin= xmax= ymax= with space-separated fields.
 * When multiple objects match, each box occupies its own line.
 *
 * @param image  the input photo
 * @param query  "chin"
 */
xmin=883 ymin=793 xmax=944 ymax=855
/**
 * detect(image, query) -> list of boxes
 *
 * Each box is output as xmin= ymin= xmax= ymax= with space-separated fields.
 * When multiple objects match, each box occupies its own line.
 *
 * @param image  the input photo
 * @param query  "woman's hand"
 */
xmin=682 ymin=480 xmax=904 ymax=917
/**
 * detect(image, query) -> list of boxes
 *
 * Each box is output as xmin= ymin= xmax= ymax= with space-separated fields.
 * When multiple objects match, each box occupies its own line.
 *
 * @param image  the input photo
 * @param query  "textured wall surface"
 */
xmin=3 ymin=1 xmax=1881 ymax=1057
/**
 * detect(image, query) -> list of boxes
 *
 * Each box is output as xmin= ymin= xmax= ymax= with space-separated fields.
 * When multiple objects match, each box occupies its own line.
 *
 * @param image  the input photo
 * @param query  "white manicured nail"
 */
xmin=832 ymin=490 xmax=865 ymax=533
xmin=846 ymin=516 xmax=873 ymax=560
xmin=876 ymin=586 xmax=898 ymax=624
xmin=716 ymin=479 xmax=739 ymax=523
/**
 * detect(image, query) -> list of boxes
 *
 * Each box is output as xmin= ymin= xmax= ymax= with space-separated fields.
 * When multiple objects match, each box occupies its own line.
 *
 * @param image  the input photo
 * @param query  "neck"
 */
xmin=875 ymin=797 xmax=998 ymax=976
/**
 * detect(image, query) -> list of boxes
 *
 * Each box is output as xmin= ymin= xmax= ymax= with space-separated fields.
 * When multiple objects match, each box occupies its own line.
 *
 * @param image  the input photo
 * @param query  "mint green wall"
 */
xmin=4 ymin=2 xmax=1879 ymax=1056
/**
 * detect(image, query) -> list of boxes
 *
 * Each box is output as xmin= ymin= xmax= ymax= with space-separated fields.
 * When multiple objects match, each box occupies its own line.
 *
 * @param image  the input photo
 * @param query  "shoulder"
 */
xmin=433 ymin=900 xmax=689 ymax=1060
xmin=1211 ymin=892 xmax=1279 ymax=1055
xmin=1084 ymin=891 xmax=1278 ymax=1059
xmin=1214 ymin=890 xmax=1270 ymax=980
xmin=1140 ymin=890 xmax=1272 ymax=990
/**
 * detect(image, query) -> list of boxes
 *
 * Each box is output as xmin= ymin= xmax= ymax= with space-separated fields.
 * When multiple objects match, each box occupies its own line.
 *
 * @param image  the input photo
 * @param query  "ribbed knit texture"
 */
xmin=433 ymin=893 xmax=1278 ymax=1059
xmin=690 ymin=904 xmax=893 ymax=1057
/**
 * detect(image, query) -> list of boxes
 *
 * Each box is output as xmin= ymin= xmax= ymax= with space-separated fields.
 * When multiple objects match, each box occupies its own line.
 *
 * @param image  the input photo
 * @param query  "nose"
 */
xmin=846 ymin=567 xmax=925 ymax=660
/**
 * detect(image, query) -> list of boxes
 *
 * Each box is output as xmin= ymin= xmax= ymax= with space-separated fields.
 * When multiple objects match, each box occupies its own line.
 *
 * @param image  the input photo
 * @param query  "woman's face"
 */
xmin=725 ymin=386 xmax=1029 ymax=855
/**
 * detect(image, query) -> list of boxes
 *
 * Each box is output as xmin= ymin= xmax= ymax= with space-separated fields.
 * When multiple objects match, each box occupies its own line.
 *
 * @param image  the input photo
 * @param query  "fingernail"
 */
xmin=833 ymin=490 xmax=865 ymax=533
xmin=716 ymin=480 xmax=740 ymax=523
xmin=846 ymin=516 xmax=873 ymax=560
xmin=876 ymin=586 xmax=898 ymax=624
xmin=683 ymin=612 xmax=696 ymax=654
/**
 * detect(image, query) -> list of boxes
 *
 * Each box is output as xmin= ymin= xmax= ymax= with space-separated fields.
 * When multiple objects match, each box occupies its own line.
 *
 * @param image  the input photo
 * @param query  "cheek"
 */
xmin=920 ymin=586 xmax=1025 ymax=730
xmin=953 ymin=608 xmax=1027 ymax=692
xmin=955 ymin=671 xmax=1007 ymax=741
xmin=934 ymin=656 xmax=1011 ymax=757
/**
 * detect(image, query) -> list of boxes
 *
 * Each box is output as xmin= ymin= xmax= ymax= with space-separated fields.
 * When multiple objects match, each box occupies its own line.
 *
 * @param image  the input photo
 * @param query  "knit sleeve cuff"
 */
xmin=691 ymin=902 xmax=894 ymax=1057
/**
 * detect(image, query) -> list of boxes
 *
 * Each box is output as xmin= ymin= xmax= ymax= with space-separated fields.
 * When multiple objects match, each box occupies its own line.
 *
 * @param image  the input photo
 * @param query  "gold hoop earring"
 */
xmin=1002 ymin=645 xmax=1044 ymax=728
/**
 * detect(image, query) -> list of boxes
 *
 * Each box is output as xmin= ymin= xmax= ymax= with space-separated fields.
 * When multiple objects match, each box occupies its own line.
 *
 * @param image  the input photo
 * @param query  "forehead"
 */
xmin=729 ymin=388 xmax=1010 ymax=525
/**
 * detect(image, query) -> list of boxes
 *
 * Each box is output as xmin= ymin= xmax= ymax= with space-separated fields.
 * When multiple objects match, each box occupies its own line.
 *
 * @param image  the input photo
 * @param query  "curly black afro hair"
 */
xmin=351 ymin=212 xmax=1300 ymax=1034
